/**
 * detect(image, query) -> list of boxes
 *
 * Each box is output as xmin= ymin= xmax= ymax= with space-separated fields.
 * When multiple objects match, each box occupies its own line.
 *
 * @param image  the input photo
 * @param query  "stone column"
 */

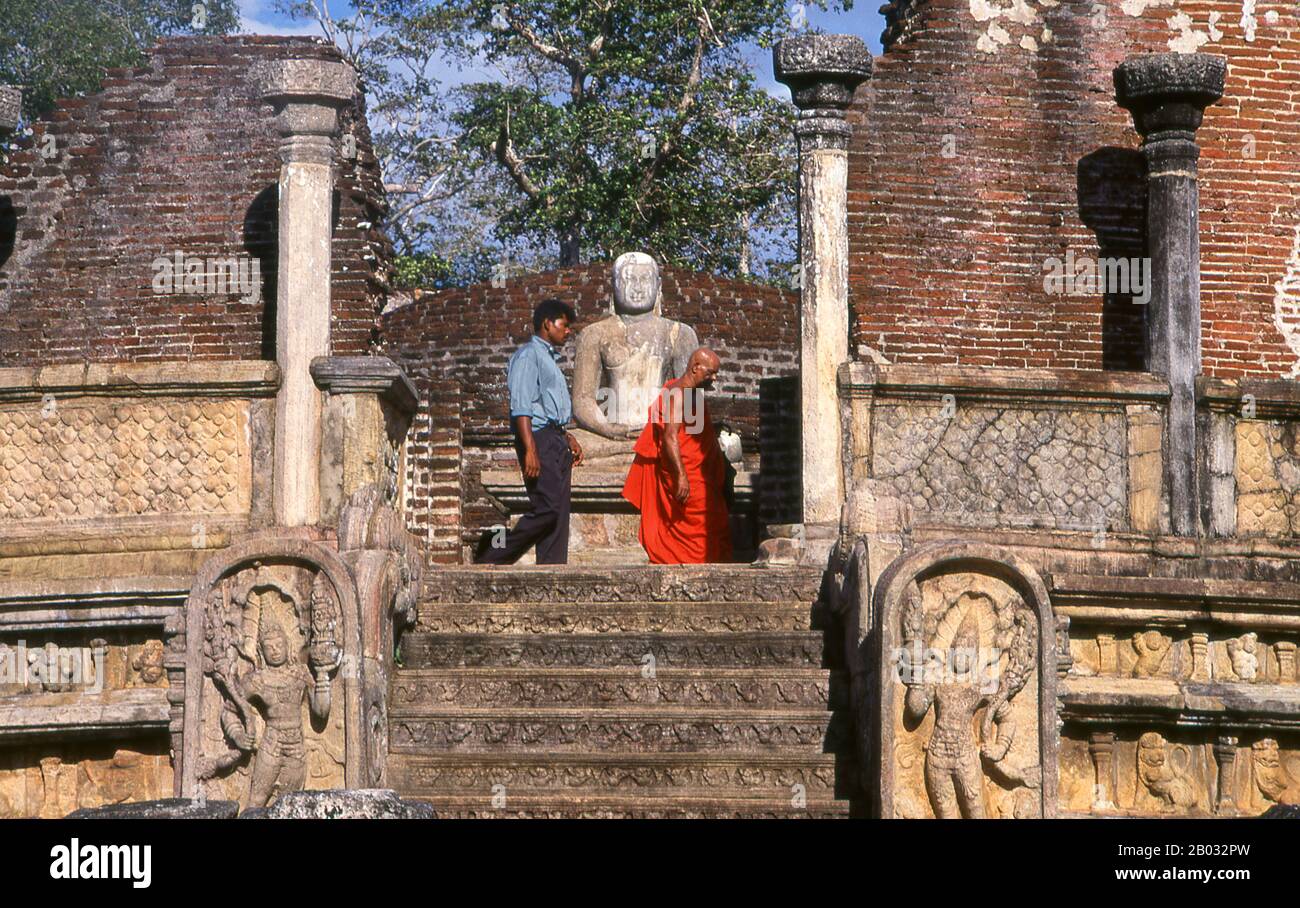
xmin=1088 ymin=731 xmax=1117 ymax=810
xmin=1115 ymin=54 xmax=1225 ymax=536
xmin=1214 ymin=735 xmax=1239 ymax=815
xmin=261 ymin=59 xmax=356 ymax=527
xmin=0 ymin=86 xmax=21 ymax=135
xmin=774 ymin=35 xmax=872 ymax=532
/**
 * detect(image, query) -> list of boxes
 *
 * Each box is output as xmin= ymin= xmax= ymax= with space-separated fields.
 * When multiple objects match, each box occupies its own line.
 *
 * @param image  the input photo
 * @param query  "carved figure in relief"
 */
xmin=1137 ymin=732 xmax=1196 ymax=809
xmin=1226 ymin=632 xmax=1260 ymax=682
xmin=199 ymin=570 xmax=341 ymax=806
xmin=1131 ymin=630 xmax=1171 ymax=679
xmin=132 ymin=640 xmax=165 ymax=684
xmin=232 ymin=617 xmax=338 ymax=808
xmin=1252 ymin=739 xmax=1300 ymax=805
xmin=901 ymin=589 xmax=1037 ymax=818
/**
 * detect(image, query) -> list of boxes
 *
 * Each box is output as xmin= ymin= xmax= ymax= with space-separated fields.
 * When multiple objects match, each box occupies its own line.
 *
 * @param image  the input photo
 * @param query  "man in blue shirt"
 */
xmin=475 ymin=298 xmax=584 ymax=564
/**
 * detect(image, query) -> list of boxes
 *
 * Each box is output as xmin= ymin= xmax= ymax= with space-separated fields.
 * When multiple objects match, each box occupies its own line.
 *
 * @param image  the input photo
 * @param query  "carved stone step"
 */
xmin=414 ymin=600 xmax=818 ymax=635
xmin=387 ymin=751 xmax=853 ymax=799
xmin=390 ymin=667 xmax=848 ymax=710
xmin=405 ymin=793 xmax=854 ymax=819
xmin=387 ymin=707 xmax=851 ymax=753
xmin=399 ymin=632 xmax=827 ymax=669
xmin=417 ymin=565 xmax=825 ymax=607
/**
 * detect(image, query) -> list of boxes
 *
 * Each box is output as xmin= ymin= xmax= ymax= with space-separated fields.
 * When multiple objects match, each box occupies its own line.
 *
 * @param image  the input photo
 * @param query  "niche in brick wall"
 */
xmin=1078 ymin=148 xmax=1148 ymax=373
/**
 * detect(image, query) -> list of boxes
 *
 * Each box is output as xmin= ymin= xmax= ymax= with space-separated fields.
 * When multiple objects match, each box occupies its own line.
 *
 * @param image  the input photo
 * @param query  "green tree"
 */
xmin=282 ymin=0 xmax=850 ymax=284
xmin=441 ymin=0 xmax=849 ymax=277
xmin=0 ymin=0 xmax=239 ymax=123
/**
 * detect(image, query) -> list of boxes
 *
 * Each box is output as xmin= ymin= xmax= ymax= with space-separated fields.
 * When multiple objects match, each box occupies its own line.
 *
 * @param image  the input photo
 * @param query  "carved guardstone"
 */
xmin=873 ymin=543 xmax=1059 ymax=818
xmin=175 ymin=534 xmax=364 ymax=808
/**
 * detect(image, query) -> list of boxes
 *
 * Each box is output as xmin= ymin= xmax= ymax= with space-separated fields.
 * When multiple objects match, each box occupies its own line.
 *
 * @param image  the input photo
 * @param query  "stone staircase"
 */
xmin=386 ymin=564 xmax=859 ymax=818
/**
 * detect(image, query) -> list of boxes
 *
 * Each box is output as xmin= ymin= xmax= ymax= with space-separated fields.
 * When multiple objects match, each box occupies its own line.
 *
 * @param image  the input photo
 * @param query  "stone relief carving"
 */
xmin=1136 ymin=732 xmax=1197 ymax=810
xmin=177 ymin=536 xmax=362 ymax=809
xmin=1236 ymin=420 xmax=1300 ymax=536
xmin=1131 ymin=630 xmax=1172 ymax=678
xmin=871 ymin=404 xmax=1128 ymax=532
xmin=0 ymin=398 xmax=249 ymax=521
xmin=897 ymin=580 xmax=1040 ymax=818
xmin=1252 ymin=739 xmax=1300 ymax=806
xmin=876 ymin=547 xmax=1057 ymax=820
xmin=191 ymin=566 xmax=341 ymax=807
xmin=1225 ymin=632 xmax=1260 ymax=682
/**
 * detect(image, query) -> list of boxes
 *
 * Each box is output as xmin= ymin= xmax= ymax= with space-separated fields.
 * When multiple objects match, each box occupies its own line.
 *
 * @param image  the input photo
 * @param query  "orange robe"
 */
xmin=621 ymin=380 xmax=732 ymax=564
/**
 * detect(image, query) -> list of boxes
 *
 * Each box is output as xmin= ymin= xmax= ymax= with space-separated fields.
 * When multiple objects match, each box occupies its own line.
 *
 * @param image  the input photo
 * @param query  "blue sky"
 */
xmin=235 ymin=0 xmax=886 ymax=98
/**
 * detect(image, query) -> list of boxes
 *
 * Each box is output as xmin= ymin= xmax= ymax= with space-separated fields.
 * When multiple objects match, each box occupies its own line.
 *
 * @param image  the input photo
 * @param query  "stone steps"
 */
xmin=415 ymin=601 xmax=817 ymax=634
xmin=399 ymin=631 xmax=827 ymax=669
xmin=405 ymin=793 xmax=854 ymax=819
xmin=390 ymin=667 xmax=848 ymax=709
xmin=386 ymin=564 xmax=857 ymax=817
xmin=387 ymin=751 xmax=850 ymax=798
xmin=388 ymin=707 xmax=849 ymax=753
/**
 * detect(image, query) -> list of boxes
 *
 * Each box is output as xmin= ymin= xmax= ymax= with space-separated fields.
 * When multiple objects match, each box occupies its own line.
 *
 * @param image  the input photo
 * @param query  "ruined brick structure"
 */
xmin=380 ymin=267 xmax=800 ymax=560
xmin=6 ymin=2 xmax=1300 ymax=820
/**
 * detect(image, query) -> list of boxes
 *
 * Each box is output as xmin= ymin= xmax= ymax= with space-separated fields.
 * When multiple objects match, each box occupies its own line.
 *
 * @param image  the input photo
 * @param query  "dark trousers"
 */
xmin=475 ymin=425 xmax=572 ymax=564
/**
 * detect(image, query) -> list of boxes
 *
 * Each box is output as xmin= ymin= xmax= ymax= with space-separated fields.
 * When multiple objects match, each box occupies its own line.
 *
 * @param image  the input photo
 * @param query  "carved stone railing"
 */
xmin=832 ymin=361 xmax=1300 ymax=818
xmin=839 ymin=362 xmax=1171 ymax=538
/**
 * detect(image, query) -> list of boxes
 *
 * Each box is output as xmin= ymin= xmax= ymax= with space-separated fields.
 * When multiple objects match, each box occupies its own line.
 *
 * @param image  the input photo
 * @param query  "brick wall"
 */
xmin=402 ymin=375 xmax=462 ymax=562
xmin=380 ymin=264 xmax=799 ymax=442
xmin=849 ymin=0 xmax=1300 ymax=379
xmin=379 ymin=265 xmax=800 ymax=554
xmin=0 ymin=36 xmax=388 ymax=365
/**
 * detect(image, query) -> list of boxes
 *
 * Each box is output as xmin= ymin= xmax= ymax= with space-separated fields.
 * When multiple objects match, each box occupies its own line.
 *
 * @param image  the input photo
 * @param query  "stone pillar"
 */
xmin=774 ymin=35 xmax=872 ymax=531
xmin=1089 ymin=731 xmax=1117 ymax=810
xmin=1214 ymin=735 xmax=1239 ymax=815
xmin=1190 ymin=630 xmax=1211 ymax=681
xmin=0 ymin=86 xmax=21 ymax=135
xmin=261 ymin=59 xmax=356 ymax=527
xmin=1115 ymin=54 xmax=1225 ymax=536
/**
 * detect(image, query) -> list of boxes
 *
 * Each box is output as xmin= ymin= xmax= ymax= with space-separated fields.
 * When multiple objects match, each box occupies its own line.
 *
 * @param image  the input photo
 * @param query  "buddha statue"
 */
xmin=570 ymin=251 xmax=699 ymax=464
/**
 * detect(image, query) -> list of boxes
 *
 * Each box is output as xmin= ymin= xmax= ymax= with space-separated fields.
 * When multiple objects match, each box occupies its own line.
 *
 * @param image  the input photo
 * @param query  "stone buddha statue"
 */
xmin=570 ymin=252 xmax=699 ymax=464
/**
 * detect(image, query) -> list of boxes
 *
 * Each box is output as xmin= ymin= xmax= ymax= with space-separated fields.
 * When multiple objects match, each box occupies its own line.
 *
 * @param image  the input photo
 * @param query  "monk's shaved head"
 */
xmin=689 ymin=348 xmax=720 ymax=371
xmin=679 ymin=347 xmax=720 ymax=391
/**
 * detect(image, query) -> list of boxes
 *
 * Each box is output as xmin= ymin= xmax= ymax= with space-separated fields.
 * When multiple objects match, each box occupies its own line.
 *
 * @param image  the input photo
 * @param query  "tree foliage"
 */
xmin=0 ymin=0 xmax=239 ymax=122
xmin=283 ymin=0 xmax=851 ymax=285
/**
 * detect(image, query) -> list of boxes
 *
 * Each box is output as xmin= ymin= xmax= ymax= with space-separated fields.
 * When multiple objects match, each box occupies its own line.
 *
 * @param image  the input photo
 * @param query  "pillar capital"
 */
xmin=774 ymin=34 xmax=872 ymax=152
xmin=1115 ymin=53 xmax=1225 ymax=170
xmin=260 ymin=58 xmax=356 ymax=165
xmin=0 ymin=86 xmax=22 ymax=136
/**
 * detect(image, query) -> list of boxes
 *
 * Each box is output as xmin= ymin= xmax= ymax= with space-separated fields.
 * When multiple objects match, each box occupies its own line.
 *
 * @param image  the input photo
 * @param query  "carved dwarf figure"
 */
xmin=1137 ymin=732 xmax=1196 ymax=809
xmin=1226 ymin=632 xmax=1259 ymax=682
xmin=232 ymin=618 xmax=338 ymax=808
xmin=1252 ymin=739 xmax=1300 ymax=805
xmin=1131 ymin=630 xmax=1171 ymax=679
xmin=570 ymin=252 xmax=700 ymax=462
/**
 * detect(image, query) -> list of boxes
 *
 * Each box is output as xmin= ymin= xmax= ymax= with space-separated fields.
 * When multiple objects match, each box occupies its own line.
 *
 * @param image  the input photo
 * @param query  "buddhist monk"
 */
xmin=621 ymin=348 xmax=732 ymax=564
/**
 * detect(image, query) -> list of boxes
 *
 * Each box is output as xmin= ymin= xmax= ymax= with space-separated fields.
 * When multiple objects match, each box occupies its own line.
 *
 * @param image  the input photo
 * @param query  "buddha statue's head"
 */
xmin=612 ymin=251 xmax=661 ymax=316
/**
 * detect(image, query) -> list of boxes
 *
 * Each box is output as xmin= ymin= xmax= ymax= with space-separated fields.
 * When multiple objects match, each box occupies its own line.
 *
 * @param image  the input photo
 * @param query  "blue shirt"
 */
xmin=507 ymin=334 xmax=572 ymax=428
